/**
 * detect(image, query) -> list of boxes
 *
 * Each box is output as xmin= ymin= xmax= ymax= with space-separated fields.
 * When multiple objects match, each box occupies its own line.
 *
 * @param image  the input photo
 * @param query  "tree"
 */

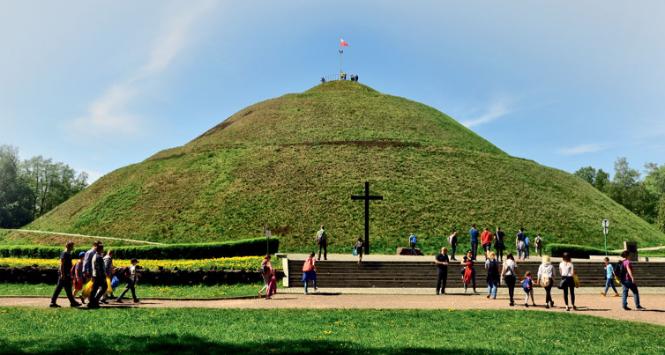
xmin=574 ymin=166 xmax=596 ymax=185
xmin=608 ymin=157 xmax=658 ymax=223
xmin=595 ymin=169 xmax=610 ymax=193
xmin=0 ymin=146 xmax=34 ymax=228
xmin=0 ymin=146 xmax=89 ymax=228
xmin=658 ymin=197 xmax=665 ymax=233
xmin=573 ymin=166 xmax=610 ymax=192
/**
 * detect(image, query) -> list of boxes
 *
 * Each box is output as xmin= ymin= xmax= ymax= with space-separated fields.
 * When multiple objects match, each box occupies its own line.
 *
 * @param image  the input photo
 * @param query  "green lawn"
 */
xmin=0 ymin=308 xmax=662 ymax=354
xmin=0 ymin=283 xmax=263 ymax=299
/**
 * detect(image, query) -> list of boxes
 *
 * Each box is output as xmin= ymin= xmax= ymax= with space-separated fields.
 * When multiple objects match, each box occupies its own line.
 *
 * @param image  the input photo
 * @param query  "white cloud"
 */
xmin=71 ymin=0 xmax=217 ymax=137
xmin=558 ymin=143 xmax=608 ymax=156
xmin=460 ymin=98 xmax=513 ymax=128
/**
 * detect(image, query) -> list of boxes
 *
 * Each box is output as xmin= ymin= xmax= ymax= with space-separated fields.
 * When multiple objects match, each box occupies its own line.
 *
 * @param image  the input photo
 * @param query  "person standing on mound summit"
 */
xmin=316 ymin=225 xmax=328 ymax=261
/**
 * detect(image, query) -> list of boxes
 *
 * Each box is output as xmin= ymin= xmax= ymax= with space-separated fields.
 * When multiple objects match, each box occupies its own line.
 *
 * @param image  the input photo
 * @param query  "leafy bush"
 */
xmin=0 ymin=237 xmax=279 ymax=259
xmin=547 ymin=243 xmax=615 ymax=259
xmin=0 ymin=256 xmax=278 ymax=271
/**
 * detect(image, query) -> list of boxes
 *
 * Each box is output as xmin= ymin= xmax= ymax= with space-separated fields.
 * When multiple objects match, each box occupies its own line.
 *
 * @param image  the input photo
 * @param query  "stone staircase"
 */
xmin=286 ymin=259 xmax=665 ymax=288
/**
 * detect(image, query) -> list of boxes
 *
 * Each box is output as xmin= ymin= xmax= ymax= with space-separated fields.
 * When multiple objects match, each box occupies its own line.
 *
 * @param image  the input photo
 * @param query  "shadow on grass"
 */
xmin=0 ymin=334 xmax=513 ymax=355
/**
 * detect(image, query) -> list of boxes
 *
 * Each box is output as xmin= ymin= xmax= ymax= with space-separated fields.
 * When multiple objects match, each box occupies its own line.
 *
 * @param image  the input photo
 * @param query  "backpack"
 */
xmin=615 ymin=261 xmax=627 ymax=281
xmin=522 ymin=278 xmax=532 ymax=292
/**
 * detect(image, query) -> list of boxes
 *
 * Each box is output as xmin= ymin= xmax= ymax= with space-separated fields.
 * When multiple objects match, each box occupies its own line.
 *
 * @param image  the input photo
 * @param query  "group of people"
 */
xmin=433 ymin=247 xmax=644 ymax=311
xmin=447 ymin=225 xmax=543 ymax=262
xmin=50 ymin=240 xmax=140 ymax=308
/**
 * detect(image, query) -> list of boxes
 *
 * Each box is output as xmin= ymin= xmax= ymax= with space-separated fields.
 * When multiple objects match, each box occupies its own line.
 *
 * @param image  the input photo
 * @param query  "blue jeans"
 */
xmin=471 ymin=241 xmax=478 ymax=260
xmin=487 ymin=280 xmax=498 ymax=299
xmin=604 ymin=277 xmax=618 ymax=294
xmin=622 ymin=280 xmax=641 ymax=308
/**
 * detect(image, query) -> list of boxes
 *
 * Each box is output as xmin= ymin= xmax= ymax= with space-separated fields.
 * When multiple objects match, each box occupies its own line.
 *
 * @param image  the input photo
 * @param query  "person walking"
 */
xmin=49 ymin=241 xmax=81 ymax=308
xmin=480 ymin=228 xmax=493 ymax=257
xmin=494 ymin=227 xmax=505 ymax=262
xmin=88 ymin=243 xmax=108 ymax=308
xmin=559 ymin=252 xmax=577 ymax=311
xmin=534 ymin=234 xmax=544 ymax=257
xmin=316 ymin=225 xmax=328 ymax=261
xmin=618 ymin=251 xmax=644 ymax=311
xmin=72 ymin=251 xmax=86 ymax=304
xmin=448 ymin=229 xmax=458 ymax=261
xmin=469 ymin=224 xmax=479 ymax=261
xmin=602 ymin=257 xmax=620 ymax=297
xmin=522 ymin=271 xmax=536 ymax=307
xmin=485 ymin=251 xmax=500 ymax=299
xmin=516 ymin=228 xmax=526 ymax=260
xmin=258 ymin=255 xmax=272 ymax=297
xmin=537 ymin=255 xmax=555 ymax=308
xmin=461 ymin=251 xmax=477 ymax=293
xmin=501 ymin=253 xmax=517 ymax=306
xmin=302 ymin=252 xmax=317 ymax=294
xmin=116 ymin=258 xmax=140 ymax=303
xmin=435 ymin=247 xmax=449 ymax=295
xmin=266 ymin=261 xmax=277 ymax=299
xmin=82 ymin=241 xmax=99 ymax=281
xmin=102 ymin=250 xmax=115 ymax=301
xmin=524 ymin=235 xmax=531 ymax=260
xmin=354 ymin=238 xmax=364 ymax=264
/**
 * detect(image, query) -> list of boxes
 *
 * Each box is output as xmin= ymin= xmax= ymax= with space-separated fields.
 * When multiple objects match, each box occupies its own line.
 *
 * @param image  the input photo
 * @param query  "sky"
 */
xmin=1 ymin=1 xmax=664 ymax=182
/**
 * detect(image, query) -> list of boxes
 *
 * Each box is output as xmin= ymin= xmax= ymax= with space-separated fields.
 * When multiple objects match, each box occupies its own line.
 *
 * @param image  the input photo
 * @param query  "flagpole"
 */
xmin=339 ymin=49 xmax=343 ymax=78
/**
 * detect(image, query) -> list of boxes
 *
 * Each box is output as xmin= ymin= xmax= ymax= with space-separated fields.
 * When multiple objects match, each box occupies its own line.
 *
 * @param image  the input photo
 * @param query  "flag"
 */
xmin=339 ymin=38 xmax=349 ymax=47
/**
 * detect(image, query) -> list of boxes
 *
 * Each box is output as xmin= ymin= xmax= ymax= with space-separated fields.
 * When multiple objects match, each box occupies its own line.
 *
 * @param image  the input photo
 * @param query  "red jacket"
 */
xmin=481 ymin=230 xmax=493 ymax=245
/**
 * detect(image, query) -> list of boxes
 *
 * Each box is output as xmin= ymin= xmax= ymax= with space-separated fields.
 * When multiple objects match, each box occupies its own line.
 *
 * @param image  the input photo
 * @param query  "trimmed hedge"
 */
xmin=0 ymin=237 xmax=279 ymax=260
xmin=547 ymin=243 xmax=615 ymax=259
xmin=0 ymin=267 xmax=285 ymax=286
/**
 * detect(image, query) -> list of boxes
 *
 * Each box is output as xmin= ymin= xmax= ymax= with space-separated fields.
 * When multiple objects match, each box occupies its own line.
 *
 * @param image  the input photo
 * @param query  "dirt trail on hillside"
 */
xmin=2 ymin=293 xmax=664 ymax=326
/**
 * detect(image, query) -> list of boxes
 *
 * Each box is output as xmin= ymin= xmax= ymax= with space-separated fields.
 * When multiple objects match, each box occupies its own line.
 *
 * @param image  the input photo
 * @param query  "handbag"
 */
xmin=573 ymin=274 xmax=580 ymax=288
xmin=541 ymin=276 xmax=552 ymax=288
xmin=613 ymin=276 xmax=621 ymax=286
xmin=558 ymin=279 xmax=566 ymax=289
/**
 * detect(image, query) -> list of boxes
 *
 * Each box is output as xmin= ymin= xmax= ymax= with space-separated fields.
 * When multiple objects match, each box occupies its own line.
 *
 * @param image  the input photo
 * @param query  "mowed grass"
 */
xmin=0 ymin=308 xmax=663 ymax=354
xmin=24 ymin=81 xmax=665 ymax=252
xmin=0 ymin=283 xmax=263 ymax=299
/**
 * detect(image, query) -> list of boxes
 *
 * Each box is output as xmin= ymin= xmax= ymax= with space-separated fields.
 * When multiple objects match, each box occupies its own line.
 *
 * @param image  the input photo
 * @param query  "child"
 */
xmin=116 ymin=259 xmax=140 ymax=303
xmin=354 ymin=238 xmax=364 ymax=264
xmin=72 ymin=251 xmax=86 ymax=304
xmin=461 ymin=253 xmax=475 ymax=293
xmin=301 ymin=252 xmax=317 ymax=294
xmin=522 ymin=271 xmax=536 ymax=307
xmin=266 ymin=263 xmax=277 ymax=299
xmin=602 ymin=257 xmax=620 ymax=297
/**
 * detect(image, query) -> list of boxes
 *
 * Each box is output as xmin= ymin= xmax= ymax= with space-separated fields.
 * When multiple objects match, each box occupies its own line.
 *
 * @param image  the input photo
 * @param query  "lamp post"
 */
xmin=602 ymin=219 xmax=609 ymax=256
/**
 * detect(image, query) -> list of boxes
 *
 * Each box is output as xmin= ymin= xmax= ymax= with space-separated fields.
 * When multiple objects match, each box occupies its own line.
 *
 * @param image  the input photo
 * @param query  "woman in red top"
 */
xmin=462 ymin=250 xmax=477 ymax=293
xmin=301 ymin=252 xmax=317 ymax=294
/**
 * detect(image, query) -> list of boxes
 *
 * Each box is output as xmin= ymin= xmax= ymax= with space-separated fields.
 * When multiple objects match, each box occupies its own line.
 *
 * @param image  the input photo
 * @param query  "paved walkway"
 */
xmin=2 ymin=290 xmax=663 ymax=326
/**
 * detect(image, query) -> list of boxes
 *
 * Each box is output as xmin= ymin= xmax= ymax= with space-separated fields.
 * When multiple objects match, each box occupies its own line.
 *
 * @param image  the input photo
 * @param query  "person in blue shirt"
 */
xmin=469 ymin=224 xmax=479 ymax=261
xmin=602 ymin=257 xmax=619 ymax=297
xmin=409 ymin=233 xmax=417 ymax=254
xmin=524 ymin=235 xmax=531 ymax=260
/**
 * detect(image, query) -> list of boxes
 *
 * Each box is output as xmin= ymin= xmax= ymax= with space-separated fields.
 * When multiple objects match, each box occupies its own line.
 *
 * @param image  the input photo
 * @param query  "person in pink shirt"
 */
xmin=301 ymin=252 xmax=317 ymax=294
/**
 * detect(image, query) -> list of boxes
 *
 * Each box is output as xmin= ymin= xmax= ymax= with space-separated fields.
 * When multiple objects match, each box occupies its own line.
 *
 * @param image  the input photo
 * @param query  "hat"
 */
xmin=78 ymin=252 xmax=86 ymax=258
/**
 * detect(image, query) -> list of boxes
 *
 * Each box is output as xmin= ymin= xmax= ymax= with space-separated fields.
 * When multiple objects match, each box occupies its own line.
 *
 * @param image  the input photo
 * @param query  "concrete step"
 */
xmin=287 ymin=260 xmax=665 ymax=288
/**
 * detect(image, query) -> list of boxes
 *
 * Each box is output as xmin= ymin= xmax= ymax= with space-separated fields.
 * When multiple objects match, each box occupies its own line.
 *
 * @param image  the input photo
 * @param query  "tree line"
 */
xmin=574 ymin=157 xmax=665 ymax=233
xmin=0 ymin=145 xmax=88 ymax=228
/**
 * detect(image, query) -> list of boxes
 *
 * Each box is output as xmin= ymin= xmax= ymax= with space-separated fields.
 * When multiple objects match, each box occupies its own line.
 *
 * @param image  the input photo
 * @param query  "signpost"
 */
xmin=602 ymin=219 xmax=609 ymax=256
xmin=264 ymin=225 xmax=272 ymax=255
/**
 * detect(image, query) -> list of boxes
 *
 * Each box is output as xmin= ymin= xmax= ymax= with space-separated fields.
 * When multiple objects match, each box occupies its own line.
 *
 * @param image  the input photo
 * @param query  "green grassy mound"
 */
xmin=0 ymin=308 xmax=662 ymax=354
xmin=24 ymin=81 xmax=665 ymax=252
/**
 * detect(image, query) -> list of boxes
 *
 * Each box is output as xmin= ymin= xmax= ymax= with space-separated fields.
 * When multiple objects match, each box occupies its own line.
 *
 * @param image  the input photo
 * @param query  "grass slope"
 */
xmin=0 ymin=308 xmax=663 ymax=354
xmin=25 ymin=81 xmax=665 ymax=252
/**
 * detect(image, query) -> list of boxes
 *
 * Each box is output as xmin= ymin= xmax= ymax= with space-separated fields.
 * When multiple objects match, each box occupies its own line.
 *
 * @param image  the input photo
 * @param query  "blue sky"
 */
xmin=1 ymin=1 xmax=664 ymax=182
